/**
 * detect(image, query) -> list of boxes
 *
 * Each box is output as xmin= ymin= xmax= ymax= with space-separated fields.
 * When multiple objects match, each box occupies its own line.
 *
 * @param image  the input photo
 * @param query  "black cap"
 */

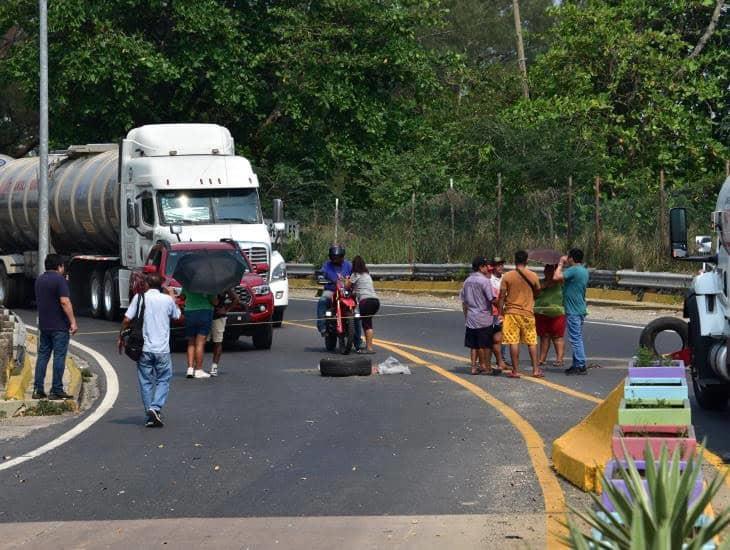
xmin=472 ymin=256 xmax=489 ymax=271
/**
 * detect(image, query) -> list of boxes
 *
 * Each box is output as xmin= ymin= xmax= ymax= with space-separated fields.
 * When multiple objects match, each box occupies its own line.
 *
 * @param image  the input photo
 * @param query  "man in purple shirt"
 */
xmin=460 ymin=257 xmax=498 ymax=375
xmin=316 ymin=245 xmax=352 ymax=335
xmin=33 ymin=254 xmax=78 ymax=400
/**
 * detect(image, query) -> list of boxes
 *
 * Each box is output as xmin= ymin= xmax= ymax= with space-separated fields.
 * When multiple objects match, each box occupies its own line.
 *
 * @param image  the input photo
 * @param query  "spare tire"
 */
xmin=639 ymin=317 xmax=688 ymax=356
xmin=320 ymin=356 xmax=372 ymax=377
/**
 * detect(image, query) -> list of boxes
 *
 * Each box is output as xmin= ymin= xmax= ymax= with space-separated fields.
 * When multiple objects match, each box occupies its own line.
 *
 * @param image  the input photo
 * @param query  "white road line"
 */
xmin=0 ymin=332 xmax=119 ymax=472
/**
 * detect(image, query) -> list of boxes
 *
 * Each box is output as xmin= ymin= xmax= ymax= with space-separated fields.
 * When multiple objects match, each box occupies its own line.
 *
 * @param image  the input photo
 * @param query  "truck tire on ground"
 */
xmin=686 ymin=296 xmax=729 ymax=411
xmin=89 ymin=269 xmax=105 ymax=318
xmin=252 ymin=324 xmax=273 ymax=350
xmin=272 ymin=307 xmax=284 ymax=328
xmin=319 ymin=356 xmax=372 ymax=377
xmin=638 ymin=317 xmax=688 ymax=355
xmin=103 ymin=268 xmax=121 ymax=321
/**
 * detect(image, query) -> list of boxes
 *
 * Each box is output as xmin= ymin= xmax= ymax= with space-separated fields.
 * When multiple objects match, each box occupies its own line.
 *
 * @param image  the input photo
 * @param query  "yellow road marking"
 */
xmin=285 ymin=321 xmax=568 ymax=547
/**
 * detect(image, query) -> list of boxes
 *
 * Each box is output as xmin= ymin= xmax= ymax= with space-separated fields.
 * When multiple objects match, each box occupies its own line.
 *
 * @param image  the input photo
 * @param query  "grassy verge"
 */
xmin=23 ymin=400 xmax=75 ymax=416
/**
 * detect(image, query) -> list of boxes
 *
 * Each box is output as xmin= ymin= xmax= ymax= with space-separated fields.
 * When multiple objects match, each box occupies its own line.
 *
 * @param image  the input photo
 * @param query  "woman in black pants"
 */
xmin=350 ymin=256 xmax=380 ymax=354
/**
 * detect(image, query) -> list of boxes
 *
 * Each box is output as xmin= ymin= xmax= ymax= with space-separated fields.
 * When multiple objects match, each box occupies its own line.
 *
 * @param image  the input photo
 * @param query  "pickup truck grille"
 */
xmin=241 ymin=246 xmax=269 ymax=271
xmin=233 ymin=286 xmax=253 ymax=306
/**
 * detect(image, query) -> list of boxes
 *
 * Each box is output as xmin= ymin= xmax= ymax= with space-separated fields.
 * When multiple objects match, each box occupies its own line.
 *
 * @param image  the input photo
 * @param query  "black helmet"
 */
xmin=329 ymin=245 xmax=346 ymax=259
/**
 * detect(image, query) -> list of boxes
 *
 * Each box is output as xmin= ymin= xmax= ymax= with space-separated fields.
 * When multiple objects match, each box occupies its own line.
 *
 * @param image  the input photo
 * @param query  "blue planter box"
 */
xmin=624 ymin=377 xmax=689 ymax=405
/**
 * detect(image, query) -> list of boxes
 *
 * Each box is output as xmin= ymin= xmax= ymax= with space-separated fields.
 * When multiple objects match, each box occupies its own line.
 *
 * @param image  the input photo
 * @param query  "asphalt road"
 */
xmin=1 ymin=298 xmax=728 ymax=547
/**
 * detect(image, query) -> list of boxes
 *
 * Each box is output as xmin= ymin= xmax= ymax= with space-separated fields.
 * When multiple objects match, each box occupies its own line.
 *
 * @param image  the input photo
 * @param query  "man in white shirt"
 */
xmin=118 ymin=273 xmax=181 ymax=427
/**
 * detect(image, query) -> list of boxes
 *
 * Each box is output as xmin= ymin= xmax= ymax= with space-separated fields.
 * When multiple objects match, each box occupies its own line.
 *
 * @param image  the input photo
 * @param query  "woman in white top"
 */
xmin=349 ymin=256 xmax=380 ymax=354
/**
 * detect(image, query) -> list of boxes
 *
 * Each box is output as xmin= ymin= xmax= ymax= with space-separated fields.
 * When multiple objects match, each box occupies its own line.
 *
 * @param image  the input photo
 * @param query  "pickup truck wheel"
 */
xmin=0 ymin=264 xmax=14 ymax=308
xmin=319 ymin=356 xmax=372 ymax=377
xmin=103 ymin=268 xmax=121 ymax=321
xmin=252 ymin=324 xmax=273 ymax=350
xmin=687 ymin=297 xmax=729 ymax=411
xmin=89 ymin=269 xmax=105 ymax=318
xmin=272 ymin=307 xmax=284 ymax=328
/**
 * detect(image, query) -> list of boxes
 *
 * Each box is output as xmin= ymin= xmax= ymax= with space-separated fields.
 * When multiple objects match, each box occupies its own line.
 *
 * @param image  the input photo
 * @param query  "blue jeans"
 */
xmin=137 ymin=352 xmax=173 ymax=414
xmin=566 ymin=314 xmax=586 ymax=369
xmin=316 ymin=290 xmax=333 ymax=333
xmin=34 ymin=330 xmax=70 ymax=394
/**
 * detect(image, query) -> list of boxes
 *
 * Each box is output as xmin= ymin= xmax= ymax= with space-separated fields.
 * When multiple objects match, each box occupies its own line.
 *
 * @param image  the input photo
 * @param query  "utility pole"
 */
xmin=512 ymin=0 xmax=530 ymax=100
xmin=38 ymin=0 xmax=50 ymax=275
xmin=333 ymin=197 xmax=339 ymax=244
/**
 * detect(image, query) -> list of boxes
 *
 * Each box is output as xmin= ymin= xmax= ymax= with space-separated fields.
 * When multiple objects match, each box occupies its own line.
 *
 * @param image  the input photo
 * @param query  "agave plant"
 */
xmin=566 ymin=442 xmax=730 ymax=549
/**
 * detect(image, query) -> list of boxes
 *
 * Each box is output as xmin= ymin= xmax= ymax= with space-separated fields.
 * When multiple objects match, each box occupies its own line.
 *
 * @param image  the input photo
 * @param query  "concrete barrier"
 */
xmin=552 ymin=381 xmax=624 ymax=493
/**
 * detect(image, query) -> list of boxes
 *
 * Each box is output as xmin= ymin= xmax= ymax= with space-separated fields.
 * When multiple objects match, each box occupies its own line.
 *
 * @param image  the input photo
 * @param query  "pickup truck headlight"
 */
xmin=253 ymin=284 xmax=271 ymax=296
xmin=271 ymin=262 xmax=287 ymax=281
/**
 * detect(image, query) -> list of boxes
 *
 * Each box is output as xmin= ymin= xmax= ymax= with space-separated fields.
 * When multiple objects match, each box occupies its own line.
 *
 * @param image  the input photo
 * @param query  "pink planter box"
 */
xmin=612 ymin=425 xmax=697 ymax=461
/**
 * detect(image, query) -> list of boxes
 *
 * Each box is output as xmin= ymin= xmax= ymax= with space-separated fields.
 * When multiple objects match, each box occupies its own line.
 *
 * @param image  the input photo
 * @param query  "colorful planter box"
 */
xmin=623 ymin=377 xmax=688 ymax=405
xmin=617 ymin=399 xmax=692 ymax=426
xmin=627 ymin=362 xmax=686 ymax=384
xmin=612 ymin=425 xmax=697 ymax=460
xmin=601 ymin=459 xmax=703 ymax=513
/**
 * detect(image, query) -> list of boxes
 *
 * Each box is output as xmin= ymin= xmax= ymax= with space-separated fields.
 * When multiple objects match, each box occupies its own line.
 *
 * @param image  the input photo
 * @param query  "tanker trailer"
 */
xmin=0 ymin=123 xmax=288 ymax=321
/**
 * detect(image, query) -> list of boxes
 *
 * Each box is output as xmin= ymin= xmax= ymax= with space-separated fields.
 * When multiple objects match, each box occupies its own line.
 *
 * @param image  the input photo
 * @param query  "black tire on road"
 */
xmin=686 ymin=296 xmax=729 ymax=411
xmin=638 ymin=317 xmax=688 ymax=355
xmin=103 ymin=267 xmax=121 ymax=321
xmin=319 ymin=356 xmax=372 ymax=377
xmin=272 ymin=307 xmax=284 ymax=328
xmin=252 ymin=323 xmax=273 ymax=350
xmin=89 ymin=268 xmax=105 ymax=318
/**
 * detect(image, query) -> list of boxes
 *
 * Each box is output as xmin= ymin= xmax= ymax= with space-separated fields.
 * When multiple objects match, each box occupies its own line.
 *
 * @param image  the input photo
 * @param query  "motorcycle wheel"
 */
xmin=338 ymin=315 xmax=355 ymax=355
xmin=325 ymin=332 xmax=337 ymax=352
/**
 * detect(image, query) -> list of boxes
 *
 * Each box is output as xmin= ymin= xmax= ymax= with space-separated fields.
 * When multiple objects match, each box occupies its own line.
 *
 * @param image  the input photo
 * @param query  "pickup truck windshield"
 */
xmin=165 ymin=249 xmax=251 ymax=277
xmin=158 ymin=189 xmax=261 ymax=225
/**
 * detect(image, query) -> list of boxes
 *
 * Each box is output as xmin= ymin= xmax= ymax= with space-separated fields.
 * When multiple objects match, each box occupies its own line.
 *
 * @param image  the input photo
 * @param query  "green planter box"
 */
xmin=617 ymin=399 xmax=691 ymax=427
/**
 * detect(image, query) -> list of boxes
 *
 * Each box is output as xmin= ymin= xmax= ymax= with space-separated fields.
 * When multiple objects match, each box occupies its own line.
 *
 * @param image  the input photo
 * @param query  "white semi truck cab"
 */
xmin=661 ymin=175 xmax=730 ymax=410
xmin=0 ymin=124 xmax=288 ymax=324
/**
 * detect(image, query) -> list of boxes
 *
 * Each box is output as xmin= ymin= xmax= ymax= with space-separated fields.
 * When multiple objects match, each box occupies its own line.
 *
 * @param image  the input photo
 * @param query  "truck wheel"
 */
xmin=103 ymin=268 xmax=121 ymax=321
xmin=320 ymin=356 xmax=372 ymax=377
xmin=0 ymin=264 xmax=12 ymax=307
xmin=687 ymin=296 xmax=729 ymax=411
xmin=272 ymin=307 xmax=284 ymax=328
xmin=638 ymin=317 xmax=688 ymax=356
xmin=89 ymin=269 xmax=105 ymax=318
xmin=252 ymin=324 xmax=273 ymax=350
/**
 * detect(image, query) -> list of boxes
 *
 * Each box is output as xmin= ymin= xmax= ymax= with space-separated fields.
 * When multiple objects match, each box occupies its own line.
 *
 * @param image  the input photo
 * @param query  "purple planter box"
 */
xmin=612 ymin=425 xmax=697 ymax=461
xmin=627 ymin=363 xmax=686 ymax=381
xmin=601 ymin=458 xmax=703 ymax=512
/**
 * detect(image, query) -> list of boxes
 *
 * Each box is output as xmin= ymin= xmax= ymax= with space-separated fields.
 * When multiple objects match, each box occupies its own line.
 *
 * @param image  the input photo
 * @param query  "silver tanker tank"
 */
xmin=0 ymin=150 xmax=120 ymax=255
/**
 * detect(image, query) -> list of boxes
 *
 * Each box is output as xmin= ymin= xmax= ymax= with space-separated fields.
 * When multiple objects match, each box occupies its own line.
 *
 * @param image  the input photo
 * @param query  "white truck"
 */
xmin=643 ymin=175 xmax=730 ymax=410
xmin=0 ymin=123 xmax=289 ymax=324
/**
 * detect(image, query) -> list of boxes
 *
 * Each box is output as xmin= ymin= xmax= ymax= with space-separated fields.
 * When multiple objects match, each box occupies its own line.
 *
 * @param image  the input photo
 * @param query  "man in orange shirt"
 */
xmin=498 ymin=250 xmax=543 ymax=378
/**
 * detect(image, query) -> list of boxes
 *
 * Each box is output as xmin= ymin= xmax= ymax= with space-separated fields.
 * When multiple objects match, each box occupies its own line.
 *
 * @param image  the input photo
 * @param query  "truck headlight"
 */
xmin=253 ymin=284 xmax=271 ymax=296
xmin=271 ymin=262 xmax=287 ymax=281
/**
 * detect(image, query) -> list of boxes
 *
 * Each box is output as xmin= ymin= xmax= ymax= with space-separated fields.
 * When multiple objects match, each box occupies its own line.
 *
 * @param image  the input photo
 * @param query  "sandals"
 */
xmin=531 ymin=371 xmax=545 ymax=379
xmin=506 ymin=371 xmax=521 ymax=379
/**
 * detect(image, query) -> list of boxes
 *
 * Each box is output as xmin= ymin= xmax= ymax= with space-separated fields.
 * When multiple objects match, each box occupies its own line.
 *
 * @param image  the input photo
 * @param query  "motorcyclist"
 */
xmin=316 ymin=245 xmax=352 ymax=335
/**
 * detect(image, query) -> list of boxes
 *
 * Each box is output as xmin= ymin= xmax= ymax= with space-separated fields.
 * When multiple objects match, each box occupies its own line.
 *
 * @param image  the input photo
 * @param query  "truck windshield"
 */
xmin=165 ymin=250 xmax=251 ymax=277
xmin=158 ymin=189 xmax=261 ymax=225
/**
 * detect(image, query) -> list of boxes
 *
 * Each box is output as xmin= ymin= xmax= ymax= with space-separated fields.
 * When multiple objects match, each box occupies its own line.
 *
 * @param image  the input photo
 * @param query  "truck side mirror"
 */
xmin=669 ymin=207 xmax=688 ymax=258
xmin=272 ymin=199 xmax=284 ymax=226
xmin=126 ymin=198 xmax=140 ymax=228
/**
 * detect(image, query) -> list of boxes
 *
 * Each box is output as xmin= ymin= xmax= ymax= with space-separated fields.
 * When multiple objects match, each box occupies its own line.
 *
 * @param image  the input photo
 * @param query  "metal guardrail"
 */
xmin=287 ymin=263 xmax=695 ymax=292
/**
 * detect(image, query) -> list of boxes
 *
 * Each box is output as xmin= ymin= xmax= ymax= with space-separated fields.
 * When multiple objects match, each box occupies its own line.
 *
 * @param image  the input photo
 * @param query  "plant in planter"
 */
xmin=612 ymin=425 xmax=697 ymax=461
xmin=618 ymin=399 xmax=692 ymax=426
xmin=624 ymin=377 xmax=688 ymax=405
xmin=629 ymin=346 xmax=685 ymax=376
xmin=565 ymin=444 xmax=730 ymax=549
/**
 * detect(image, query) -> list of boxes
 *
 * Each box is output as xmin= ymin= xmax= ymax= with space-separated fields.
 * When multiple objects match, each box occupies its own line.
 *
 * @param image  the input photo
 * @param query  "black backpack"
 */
xmin=122 ymin=293 xmax=146 ymax=361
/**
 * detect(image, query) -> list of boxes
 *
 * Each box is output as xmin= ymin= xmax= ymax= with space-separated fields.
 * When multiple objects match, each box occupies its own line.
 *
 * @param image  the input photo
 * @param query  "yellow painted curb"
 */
xmin=65 ymin=356 xmax=82 ymax=411
xmin=552 ymin=381 xmax=625 ymax=493
xmin=3 ymin=354 xmax=33 ymax=401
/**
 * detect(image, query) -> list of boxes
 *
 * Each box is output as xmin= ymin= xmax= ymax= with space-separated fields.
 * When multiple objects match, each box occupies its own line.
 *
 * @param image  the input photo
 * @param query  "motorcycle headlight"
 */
xmin=271 ymin=262 xmax=287 ymax=281
xmin=253 ymin=284 xmax=271 ymax=296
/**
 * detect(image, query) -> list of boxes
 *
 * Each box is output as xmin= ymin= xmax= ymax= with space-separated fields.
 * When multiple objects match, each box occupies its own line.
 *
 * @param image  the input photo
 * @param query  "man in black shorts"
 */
xmin=459 ymin=257 xmax=498 ymax=375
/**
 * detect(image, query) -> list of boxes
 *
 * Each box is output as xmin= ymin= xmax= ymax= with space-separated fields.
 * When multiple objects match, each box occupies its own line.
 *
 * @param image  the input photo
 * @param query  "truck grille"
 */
xmin=241 ymin=246 xmax=269 ymax=271
xmin=233 ymin=286 xmax=253 ymax=306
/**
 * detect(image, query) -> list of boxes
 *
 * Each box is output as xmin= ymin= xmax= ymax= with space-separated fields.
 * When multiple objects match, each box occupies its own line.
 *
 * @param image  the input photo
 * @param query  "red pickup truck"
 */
xmin=130 ymin=239 xmax=274 ymax=349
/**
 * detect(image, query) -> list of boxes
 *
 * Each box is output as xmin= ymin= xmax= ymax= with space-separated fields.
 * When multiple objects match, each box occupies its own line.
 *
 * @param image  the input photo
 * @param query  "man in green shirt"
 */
xmin=554 ymin=248 xmax=589 ymax=375
xmin=183 ymin=290 xmax=217 ymax=379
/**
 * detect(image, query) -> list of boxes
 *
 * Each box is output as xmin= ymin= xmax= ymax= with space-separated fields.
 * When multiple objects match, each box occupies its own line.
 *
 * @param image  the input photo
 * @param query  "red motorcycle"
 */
xmin=317 ymin=272 xmax=357 ymax=354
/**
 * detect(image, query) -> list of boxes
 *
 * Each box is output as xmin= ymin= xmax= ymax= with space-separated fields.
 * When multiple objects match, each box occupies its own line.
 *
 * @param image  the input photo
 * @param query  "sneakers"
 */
xmin=147 ymin=408 xmax=163 ymax=427
xmin=210 ymin=364 xmax=218 ymax=377
xmin=32 ymin=390 xmax=47 ymax=400
xmin=49 ymin=390 xmax=74 ymax=400
xmin=564 ymin=366 xmax=587 ymax=375
xmin=194 ymin=369 xmax=211 ymax=379
xmin=186 ymin=367 xmax=194 ymax=378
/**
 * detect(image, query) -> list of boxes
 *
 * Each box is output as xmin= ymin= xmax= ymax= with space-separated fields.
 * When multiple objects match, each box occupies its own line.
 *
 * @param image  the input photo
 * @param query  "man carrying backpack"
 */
xmin=118 ymin=272 xmax=181 ymax=427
